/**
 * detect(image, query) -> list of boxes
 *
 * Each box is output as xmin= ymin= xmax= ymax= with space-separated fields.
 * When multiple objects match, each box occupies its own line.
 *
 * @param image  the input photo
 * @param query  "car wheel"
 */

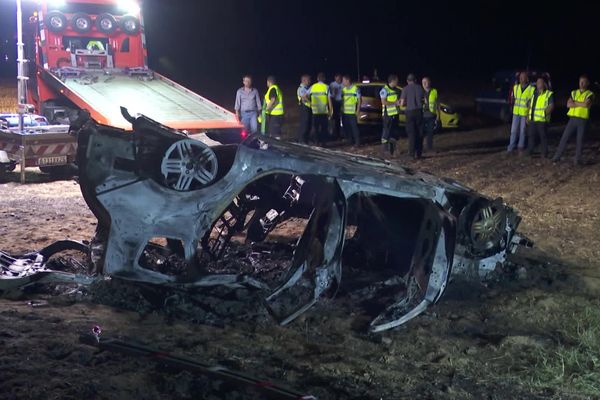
xmin=96 ymin=13 xmax=117 ymax=34
xmin=71 ymin=13 xmax=93 ymax=33
xmin=46 ymin=11 xmax=67 ymax=33
xmin=120 ymin=15 xmax=140 ymax=34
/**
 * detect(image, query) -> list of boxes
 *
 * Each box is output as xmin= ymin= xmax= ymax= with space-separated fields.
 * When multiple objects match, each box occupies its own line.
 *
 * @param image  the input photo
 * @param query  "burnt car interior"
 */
xmin=1 ymin=108 xmax=530 ymax=333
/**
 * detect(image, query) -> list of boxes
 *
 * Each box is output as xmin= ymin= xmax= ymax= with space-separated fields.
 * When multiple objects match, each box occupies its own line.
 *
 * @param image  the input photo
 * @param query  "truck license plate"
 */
xmin=38 ymin=156 xmax=67 ymax=166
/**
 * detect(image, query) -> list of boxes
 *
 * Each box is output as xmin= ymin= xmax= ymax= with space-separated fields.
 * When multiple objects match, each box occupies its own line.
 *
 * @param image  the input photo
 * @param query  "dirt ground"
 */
xmin=2 ymin=99 xmax=600 ymax=399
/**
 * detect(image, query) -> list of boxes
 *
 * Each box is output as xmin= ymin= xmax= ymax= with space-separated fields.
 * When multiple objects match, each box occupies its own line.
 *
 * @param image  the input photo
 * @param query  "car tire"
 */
xmin=45 ymin=11 xmax=67 ymax=33
xmin=71 ymin=13 xmax=93 ymax=33
xmin=96 ymin=13 xmax=117 ymax=34
xmin=120 ymin=15 xmax=140 ymax=34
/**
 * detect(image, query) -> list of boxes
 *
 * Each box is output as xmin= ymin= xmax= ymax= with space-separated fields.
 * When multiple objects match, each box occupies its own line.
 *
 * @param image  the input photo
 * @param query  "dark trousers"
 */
xmin=266 ymin=115 xmax=283 ymax=137
xmin=527 ymin=121 xmax=548 ymax=157
xmin=331 ymin=101 xmax=342 ymax=138
xmin=553 ymin=117 xmax=588 ymax=163
xmin=313 ymin=114 xmax=329 ymax=145
xmin=381 ymin=114 xmax=400 ymax=154
xmin=406 ymin=109 xmax=424 ymax=158
xmin=297 ymin=105 xmax=312 ymax=143
xmin=423 ymin=117 xmax=436 ymax=151
xmin=342 ymin=114 xmax=360 ymax=145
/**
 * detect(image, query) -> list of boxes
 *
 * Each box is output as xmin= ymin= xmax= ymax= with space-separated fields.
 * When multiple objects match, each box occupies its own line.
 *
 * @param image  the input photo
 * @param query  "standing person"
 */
xmin=234 ymin=75 xmax=261 ymax=135
xmin=552 ymin=75 xmax=595 ymax=165
xmin=329 ymin=73 xmax=343 ymax=139
xmin=508 ymin=71 xmax=535 ymax=153
xmin=296 ymin=74 xmax=312 ymax=144
xmin=422 ymin=76 xmax=440 ymax=152
xmin=379 ymin=74 xmax=401 ymax=156
xmin=309 ymin=72 xmax=332 ymax=146
xmin=263 ymin=75 xmax=284 ymax=137
xmin=341 ymin=74 xmax=361 ymax=146
xmin=400 ymin=73 xmax=425 ymax=159
xmin=526 ymin=77 xmax=554 ymax=158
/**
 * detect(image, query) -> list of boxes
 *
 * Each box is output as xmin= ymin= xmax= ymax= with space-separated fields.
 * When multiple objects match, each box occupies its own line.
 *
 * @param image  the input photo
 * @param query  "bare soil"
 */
xmin=1 ymin=117 xmax=600 ymax=399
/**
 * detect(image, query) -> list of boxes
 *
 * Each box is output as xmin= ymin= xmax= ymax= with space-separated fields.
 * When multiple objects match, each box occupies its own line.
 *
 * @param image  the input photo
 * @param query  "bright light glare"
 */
xmin=48 ymin=0 xmax=66 ymax=7
xmin=118 ymin=0 xmax=140 ymax=15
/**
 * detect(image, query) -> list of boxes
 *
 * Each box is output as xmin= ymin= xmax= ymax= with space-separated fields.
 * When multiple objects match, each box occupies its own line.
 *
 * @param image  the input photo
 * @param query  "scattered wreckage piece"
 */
xmin=80 ymin=329 xmax=318 ymax=400
xmin=0 ymin=240 xmax=95 ymax=293
xmin=71 ymin=109 xmax=528 ymax=332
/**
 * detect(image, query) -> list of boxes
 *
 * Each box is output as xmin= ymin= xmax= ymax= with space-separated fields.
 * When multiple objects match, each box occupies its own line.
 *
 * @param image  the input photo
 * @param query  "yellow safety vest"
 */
xmin=382 ymin=85 xmax=399 ymax=116
xmin=513 ymin=83 xmax=535 ymax=117
xmin=567 ymin=89 xmax=593 ymax=120
xmin=310 ymin=82 xmax=329 ymax=115
xmin=265 ymin=85 xmax=284 ymax=116
xmin=342 ymin=85 xmax=359 ymax=114
xmin=86 ymin=40 xmax=105 ymax=51
xmin=425 ymin=88 xmax=438 ymax=114
xmin=297 ymin=85 xmax=310 ymax=108
xmin=529 ymin=90 xmax=553 ymax=122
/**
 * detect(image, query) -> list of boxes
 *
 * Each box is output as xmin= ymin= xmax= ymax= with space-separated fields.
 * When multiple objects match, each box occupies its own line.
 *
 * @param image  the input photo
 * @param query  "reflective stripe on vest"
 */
xmin=265 ymin=85 xmax=284 ymax=116
xmin=342 ymin=85 xmax=358 ymax=114
xmin=310 ymin=82 xmax=329 ymax=115
xmin=382 ymin=85 xmax=399 ymax=116
xmin=567 ymin=89 xmax=593 ymax=120
xmin=513 ymin=84 xmax=535 ymax=116
xmin=425 ymin=88 xmax=438 ymax=114
xmin=297 ymin=85 xmax=310 ymax=108
xmin=530 ymin=90 xmax=553 ymax=122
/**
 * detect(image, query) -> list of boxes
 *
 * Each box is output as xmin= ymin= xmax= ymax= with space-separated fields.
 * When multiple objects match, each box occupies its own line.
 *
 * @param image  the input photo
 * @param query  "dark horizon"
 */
xmin=1 ymin=0 xmax=598 ymax=104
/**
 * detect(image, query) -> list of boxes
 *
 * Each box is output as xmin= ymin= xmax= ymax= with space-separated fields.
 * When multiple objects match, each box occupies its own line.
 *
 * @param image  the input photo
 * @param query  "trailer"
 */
xmin=7 ymin=0 xmax=242 ymax=181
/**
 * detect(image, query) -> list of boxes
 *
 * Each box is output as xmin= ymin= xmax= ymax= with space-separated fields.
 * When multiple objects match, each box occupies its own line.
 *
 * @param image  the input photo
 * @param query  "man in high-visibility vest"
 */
xmin=422 ymin=76 xmax=440 ymax=152
xmin=508 ymin=71 xmax=535 ymax=153
xmin=341 ymin=74 xmax=361 ymax=146
xmin=552 ymin=74 xmax=595 ymax=165
xmin=526 ymin=77 xmax=554 ymax=158
xmin=296 ymin=74 xmax=312 ymax=144
xmin=379 ymin=74 xmax=401 ymax=156
xmin=308 ymin=72 xmax=332 ymax=146
xmin=263 ymin=75 xmax=284 ymax=137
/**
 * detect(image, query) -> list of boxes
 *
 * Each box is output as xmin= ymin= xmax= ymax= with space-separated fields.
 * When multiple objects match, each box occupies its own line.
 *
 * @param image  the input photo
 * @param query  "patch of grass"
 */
xmin=526 ymin=306 xmax=600 ymax=395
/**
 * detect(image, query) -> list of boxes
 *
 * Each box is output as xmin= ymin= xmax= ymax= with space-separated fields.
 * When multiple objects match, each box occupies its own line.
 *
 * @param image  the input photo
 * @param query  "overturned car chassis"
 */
xmin=1 ymin=111 xmax=528 ymax=332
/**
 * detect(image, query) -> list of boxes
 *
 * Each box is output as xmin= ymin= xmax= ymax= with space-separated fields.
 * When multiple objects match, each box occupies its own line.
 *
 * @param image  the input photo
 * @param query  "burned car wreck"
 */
xmin=1 ymin=110 xmax=528 ymax=333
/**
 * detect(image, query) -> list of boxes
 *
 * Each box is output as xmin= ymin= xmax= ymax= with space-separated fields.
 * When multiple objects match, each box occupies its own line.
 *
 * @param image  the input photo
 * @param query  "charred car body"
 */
xmin=36 ymin=109 xmax=522 ymax=333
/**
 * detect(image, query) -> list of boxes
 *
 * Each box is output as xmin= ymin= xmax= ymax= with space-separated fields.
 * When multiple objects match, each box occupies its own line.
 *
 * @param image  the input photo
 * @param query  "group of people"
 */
xmin=508 ymin=72 xmax=594 ymax=165
xmin=234 ymin=72 xmax=442 ymax=161
xmin=234 ymin=73 xmax=364 ymax=147
xmin=377 ymin=73 xmax=440 ymax=160
xmin=234 ymin=71 xmax=595 ymax=165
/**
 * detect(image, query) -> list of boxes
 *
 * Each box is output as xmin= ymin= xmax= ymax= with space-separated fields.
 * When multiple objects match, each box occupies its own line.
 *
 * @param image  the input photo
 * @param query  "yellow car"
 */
xmin=356 ymin=82 xmax=460 ymax=129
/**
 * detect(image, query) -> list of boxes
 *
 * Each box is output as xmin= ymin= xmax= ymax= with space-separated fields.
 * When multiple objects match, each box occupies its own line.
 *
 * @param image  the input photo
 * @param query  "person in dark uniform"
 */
xmin=296 ymin=74 xmax=312 ymax=144
xmin=400 ymin=73 xmax=425 ymax=160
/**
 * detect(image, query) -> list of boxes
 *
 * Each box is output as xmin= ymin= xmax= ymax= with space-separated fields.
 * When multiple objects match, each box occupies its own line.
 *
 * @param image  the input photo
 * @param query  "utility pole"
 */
xmin=355 ymin=35 xmax=360 ymax=82
xmin=16 ymin=0 xmax=29 ymax=133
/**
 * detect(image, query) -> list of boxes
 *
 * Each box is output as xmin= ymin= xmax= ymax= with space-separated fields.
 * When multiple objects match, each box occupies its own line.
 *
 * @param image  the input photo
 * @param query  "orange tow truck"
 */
xmin=1 ymin=0 xmax=243 ymax=180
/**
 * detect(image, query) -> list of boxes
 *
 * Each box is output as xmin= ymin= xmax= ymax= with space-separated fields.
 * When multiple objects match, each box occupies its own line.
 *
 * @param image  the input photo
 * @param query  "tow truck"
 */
xmin=1 ymin=0 xmax=242 ymax=181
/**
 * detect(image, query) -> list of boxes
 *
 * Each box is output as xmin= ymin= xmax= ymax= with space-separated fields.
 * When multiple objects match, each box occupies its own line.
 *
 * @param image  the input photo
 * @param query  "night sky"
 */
xmin=0 ymin=0 xmax=597 ymax=103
